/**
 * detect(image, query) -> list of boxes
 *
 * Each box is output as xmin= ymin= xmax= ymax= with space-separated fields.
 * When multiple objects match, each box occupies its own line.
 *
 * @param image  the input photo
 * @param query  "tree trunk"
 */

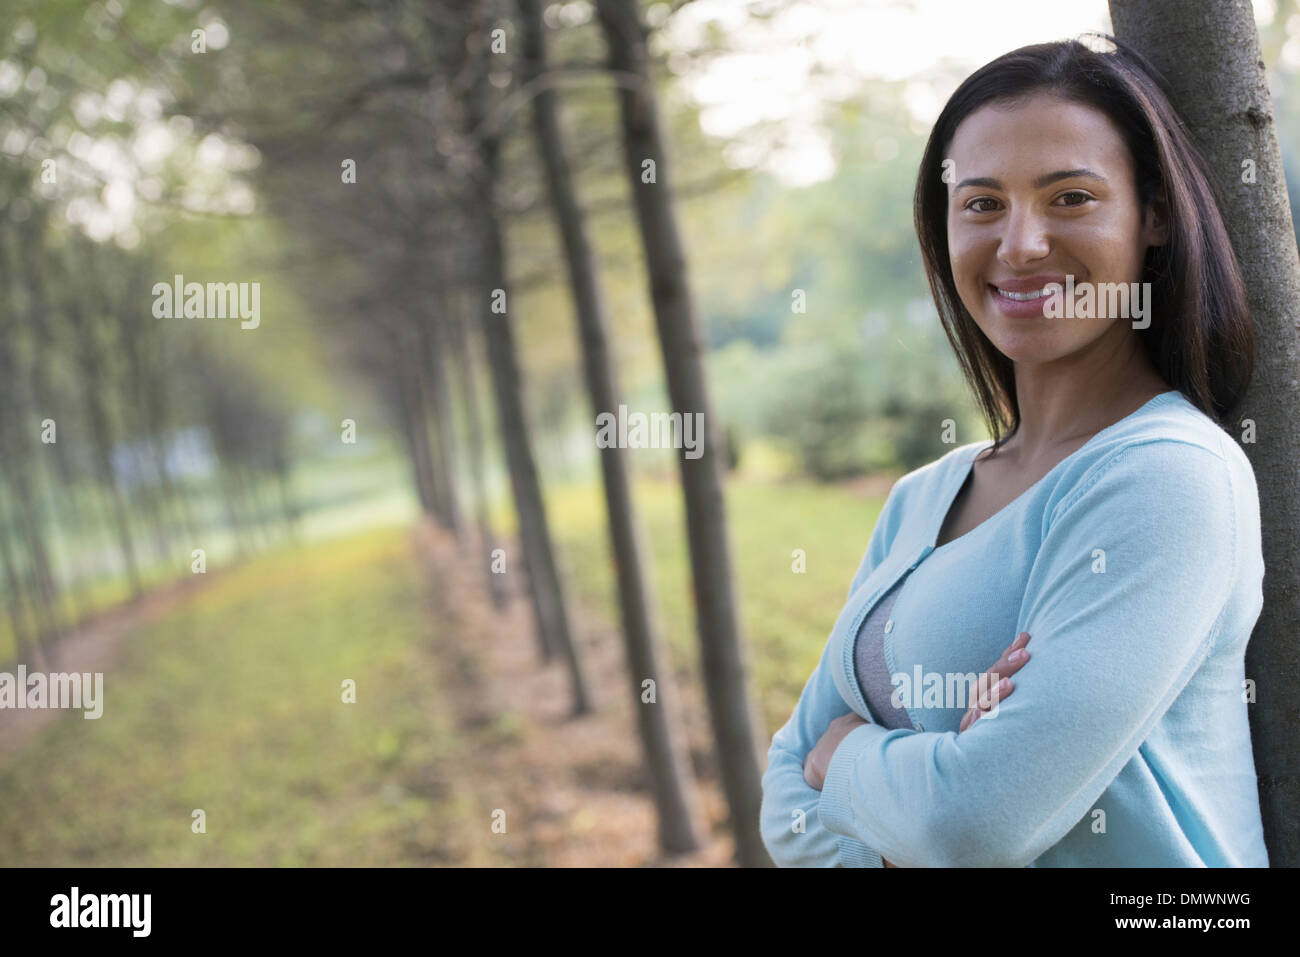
xmin=460 ymin=13 xmax=592 ymax=714
xmin=394 ymin=339 xmax=441 ymax=518
xmin=419 ymin=306 xmax=466 ymax=541
xmin=0 ymin=490 xmax=46 ymax=671
xmin=519 ymin=0 xmax=702 ymax=855
xmin=1110 ymin=0 xmax=1300 ymax=866
xmin=69 ymin=323 xmax=141 ymax=597
xmin=445 ymin=292 xmax=510 ymax=612
xmin=595 ymin=0 xmax=770 ymax=866
xmin=94 ymin=444 xmax=141 ymax=600
xmin=217 ymin=465 xmax=251 ymax=560
xmin=3 ymin=461 xmax=63 ymax=655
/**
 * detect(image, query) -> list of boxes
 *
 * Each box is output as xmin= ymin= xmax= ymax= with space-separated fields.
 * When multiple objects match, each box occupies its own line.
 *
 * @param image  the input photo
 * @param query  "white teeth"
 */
xmin=996 ymin=286 xmax=1052 ymax=301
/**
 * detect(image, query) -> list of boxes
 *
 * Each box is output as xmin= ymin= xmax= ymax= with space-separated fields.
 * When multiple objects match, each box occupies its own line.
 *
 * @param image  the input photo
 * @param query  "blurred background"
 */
xmin=1 ymin=0 xmax=1297 ymax=867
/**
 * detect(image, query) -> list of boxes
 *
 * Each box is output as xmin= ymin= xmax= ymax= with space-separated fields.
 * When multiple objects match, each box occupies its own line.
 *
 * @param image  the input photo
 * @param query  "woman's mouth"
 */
xmin=992 ymin=284 xmax=1054 ymax=301
xmin=988 ymin=282 xmax=1060 ymax=318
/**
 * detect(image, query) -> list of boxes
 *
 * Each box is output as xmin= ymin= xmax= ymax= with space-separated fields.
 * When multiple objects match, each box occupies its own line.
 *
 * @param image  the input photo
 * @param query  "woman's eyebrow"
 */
xmin=954 ymin=168 xmax=1109 ymax=190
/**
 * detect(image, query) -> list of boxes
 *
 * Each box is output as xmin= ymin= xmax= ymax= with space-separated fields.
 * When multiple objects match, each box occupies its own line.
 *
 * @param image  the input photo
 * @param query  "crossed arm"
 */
xmin=802 ymin=632 xmax=1033 ymax=866
xmin=760 ymin=627 xmax=1030 ymax=867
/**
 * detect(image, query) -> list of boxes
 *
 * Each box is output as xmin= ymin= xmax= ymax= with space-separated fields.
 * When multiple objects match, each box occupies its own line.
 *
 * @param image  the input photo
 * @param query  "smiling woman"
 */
xmin=759 ymin=35 xmax=1268 ymax=868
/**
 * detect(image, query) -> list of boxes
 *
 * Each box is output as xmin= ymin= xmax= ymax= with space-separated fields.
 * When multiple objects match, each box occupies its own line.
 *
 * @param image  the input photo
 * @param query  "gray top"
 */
xmin=852 ymin=570 xmax=916 ymax=730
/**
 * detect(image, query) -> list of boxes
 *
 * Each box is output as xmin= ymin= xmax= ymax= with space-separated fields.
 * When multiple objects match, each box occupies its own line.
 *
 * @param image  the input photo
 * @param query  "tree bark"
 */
xmin=460 ymin=7 xmax=593 ymax=714
xmin=445 ymin=290 xmax=511 ymax=612
xmin=519 ymin=0 xmax=703 ymax=855
xmin=0 ymin=489 xmax=47 ymax=671
xmin=420 ymin=304 xmax=466 ymax=541
xmin=1111 ymin=0 xmax=1300 ymax=866
xmin=392 ymin=328 xmax=441 ymax=518
xmin=595 ymin=0 xmax=771 ymax=866
xmin=7 ymin=463 xmax=64 ymax=652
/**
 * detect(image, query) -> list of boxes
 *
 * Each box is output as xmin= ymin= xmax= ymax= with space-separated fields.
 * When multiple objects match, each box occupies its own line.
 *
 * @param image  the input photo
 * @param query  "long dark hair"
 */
xmin=914 ymin=34 xmax=1254 ymax=446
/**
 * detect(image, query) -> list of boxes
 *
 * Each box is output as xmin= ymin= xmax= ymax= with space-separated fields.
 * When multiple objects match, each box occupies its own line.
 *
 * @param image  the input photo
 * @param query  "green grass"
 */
xmin=492 ymin=469 xmax=887 ymax=735
xmin=0 ymin=465 xmax=886 ymax=864
xmin=0 ymin=453 xmax=418 ymax=666
xmin=0 ymin=525 xmax=462 ymax=866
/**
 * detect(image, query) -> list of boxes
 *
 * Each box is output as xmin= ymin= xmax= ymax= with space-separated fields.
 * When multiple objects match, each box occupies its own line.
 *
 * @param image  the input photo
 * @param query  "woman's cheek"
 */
xmin=949 ymin=243 xmax=980 ymax=311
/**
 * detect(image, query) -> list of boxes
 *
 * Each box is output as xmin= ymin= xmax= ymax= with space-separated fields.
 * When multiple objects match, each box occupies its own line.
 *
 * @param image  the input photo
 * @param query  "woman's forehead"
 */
xmin=947 ymin=97 xmax=1132 ymax=180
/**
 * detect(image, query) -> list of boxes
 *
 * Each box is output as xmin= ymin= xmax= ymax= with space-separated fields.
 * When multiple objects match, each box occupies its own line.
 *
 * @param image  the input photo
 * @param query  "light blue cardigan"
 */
xmin=760 ymin=390 xmax=1269 ymax=867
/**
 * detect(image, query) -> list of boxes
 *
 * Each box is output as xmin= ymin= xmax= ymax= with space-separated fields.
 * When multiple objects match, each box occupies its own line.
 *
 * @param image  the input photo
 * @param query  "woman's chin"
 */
xmin=972 ymin=317 xmax=1045 ymax=356
xmin=982 ymin=332 xmax=1069 ymax=365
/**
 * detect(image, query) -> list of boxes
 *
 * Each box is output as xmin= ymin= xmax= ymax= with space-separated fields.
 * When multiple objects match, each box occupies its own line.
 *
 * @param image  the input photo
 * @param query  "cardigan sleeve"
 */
xmin=816 ymin=439 xmax=1241 ymax=867
xmin=759 ymin=482 xmax=904 ymax=867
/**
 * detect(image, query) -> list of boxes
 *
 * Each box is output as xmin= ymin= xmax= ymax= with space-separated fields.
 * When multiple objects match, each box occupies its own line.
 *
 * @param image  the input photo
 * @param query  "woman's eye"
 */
xmin=964 ymin=197 xmax=998 ymax=213
xmin=1056 ymin=191 xmax=1092 ymax=207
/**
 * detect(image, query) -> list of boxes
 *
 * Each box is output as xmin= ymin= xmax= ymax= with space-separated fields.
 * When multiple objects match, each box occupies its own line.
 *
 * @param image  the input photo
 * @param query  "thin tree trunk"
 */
xmin=595 ymin=0 xmax=770 ymax=866
xmin=0 ymin=490 xmax=46 ymax=671
xmin=232 ymin=468 xmax=260 ymax=551
xmin=419 ymin=306 xmax=466 ymax=540
xmin=397 ymin=357 xmax=440 ymax=518
xmin=419 ymin=360 xmax=454 ymax=530
xmin=95 ymin=447 xmax=141 ymax=599
xmin=520 ymin=0 xmax=701 ymax=855
xmin=51 ymin=479 xmax=94 ymax=629
xmin=274 ymin=457 xmax=299 ymax=541
xmin=149 ymin=429 xmax=195 ymax=550
xmin=217 ymin=468 xmax=250 ymax=560
xmin=1111 ymin=0 xmax=1300 ymax=869
xmin=6 ymin=463 xmax=63 ymax=652
xmin=445 ymin=293 xmax=510 ymax=612
xmin=74 ymin=352 xmax=141 ymax=597
xmin=460 ymin=10 xmax=592 ymax=714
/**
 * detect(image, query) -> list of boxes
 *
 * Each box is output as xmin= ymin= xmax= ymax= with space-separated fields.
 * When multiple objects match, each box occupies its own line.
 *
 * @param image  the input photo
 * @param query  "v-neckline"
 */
xmin=930 ymin=390 xmax=1182 ymax=554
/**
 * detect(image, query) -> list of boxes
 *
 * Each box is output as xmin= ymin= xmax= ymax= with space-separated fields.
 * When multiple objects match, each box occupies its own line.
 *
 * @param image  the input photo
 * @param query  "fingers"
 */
xmin=960 ymin=680 xmax=1008 ymax=732
xmin=958 ymin=633 xmax=1032 ymax=733
xmin=974 ymin=675 xmax=1011 ymax=712
xmin=992 ymin=631 xmax=1033 ymax=680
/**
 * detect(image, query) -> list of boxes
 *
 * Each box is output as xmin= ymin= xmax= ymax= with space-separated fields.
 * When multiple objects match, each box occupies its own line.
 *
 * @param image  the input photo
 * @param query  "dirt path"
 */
xmin=413 ymin=519 xmax=738 ymax=867
xmin=0 ymin=573 xmax=218 ymax=760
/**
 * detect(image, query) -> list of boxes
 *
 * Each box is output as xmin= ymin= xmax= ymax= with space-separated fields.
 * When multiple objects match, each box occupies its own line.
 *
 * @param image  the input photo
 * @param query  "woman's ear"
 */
xmin=1144 ymin=189 xmax=1171 ymax=247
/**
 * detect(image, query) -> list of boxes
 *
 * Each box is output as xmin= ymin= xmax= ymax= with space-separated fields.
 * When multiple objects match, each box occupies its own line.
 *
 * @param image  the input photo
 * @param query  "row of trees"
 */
xmin=164 ymin=0 xmax=770 ymax=863
xmin=0 ymin=196 xmax=298 ymax=672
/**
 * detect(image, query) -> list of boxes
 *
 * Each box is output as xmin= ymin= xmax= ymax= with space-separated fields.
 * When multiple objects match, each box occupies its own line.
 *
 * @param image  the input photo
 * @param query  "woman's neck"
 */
xmin=1001 ymin=328 xmax=1169 ymax=462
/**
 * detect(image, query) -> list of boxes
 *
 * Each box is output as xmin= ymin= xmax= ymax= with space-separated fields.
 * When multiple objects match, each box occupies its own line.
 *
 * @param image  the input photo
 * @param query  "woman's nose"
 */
xmin=997 ymin=204 xmax=1051 ymax=267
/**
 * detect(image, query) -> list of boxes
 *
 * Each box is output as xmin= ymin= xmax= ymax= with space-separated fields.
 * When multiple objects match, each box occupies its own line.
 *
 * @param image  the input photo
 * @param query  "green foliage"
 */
xmin=881 ymin=392 xmax=969 ymax=472
xmin=763 ymin=348 xmax=877 ymax=481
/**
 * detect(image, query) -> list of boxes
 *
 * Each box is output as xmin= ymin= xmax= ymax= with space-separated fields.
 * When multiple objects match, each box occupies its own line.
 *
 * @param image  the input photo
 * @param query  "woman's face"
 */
xmin=945 ymin=91 xmax=1168 ymax=366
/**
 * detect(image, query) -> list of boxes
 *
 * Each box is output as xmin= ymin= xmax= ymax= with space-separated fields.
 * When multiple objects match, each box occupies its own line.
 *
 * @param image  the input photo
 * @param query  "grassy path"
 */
xmin=0 ymin=526 xmax=464 ymax=866
xmin=0 ymin=474 xmax=889 ymax=866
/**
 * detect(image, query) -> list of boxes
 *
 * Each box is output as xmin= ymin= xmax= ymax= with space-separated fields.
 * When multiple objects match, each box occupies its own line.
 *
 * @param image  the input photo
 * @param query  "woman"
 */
xmin=759 ymin=36 xmax=1269 ymax=867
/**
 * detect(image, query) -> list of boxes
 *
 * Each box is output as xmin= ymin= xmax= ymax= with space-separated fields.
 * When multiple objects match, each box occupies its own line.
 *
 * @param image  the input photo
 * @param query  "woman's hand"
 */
xmin=804 ymin=714 xmax=903 ymax=865
xmin=958 ymin=631 xmax=1031 ymax=733
xmin=804 ymin=712 xmax=868 ymax=791
xmin=803 ymin=632 xmax=1030 ymax=867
